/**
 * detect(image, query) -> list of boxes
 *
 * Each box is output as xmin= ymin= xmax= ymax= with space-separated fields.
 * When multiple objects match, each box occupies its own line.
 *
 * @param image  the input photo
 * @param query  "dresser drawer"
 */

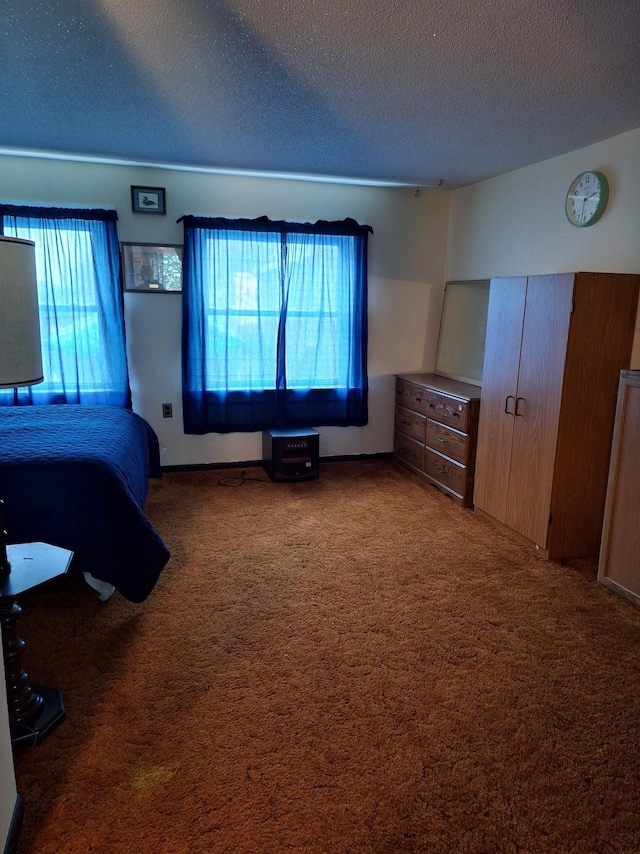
xmin=394 ymin=405 xmax=426 ymax=443
xmin=396 ymin=379 xmax=429 ymax=416
xmin=424 ymin=447 xmax=466 ymax=497
xmin=423 ymin=389 xmax=469 ymax=431
xmin=426 ymin=419 xmax=468 ymax=465
xmin=394 ymin=431 xmax=424 ymax=470
xmin=394 ymin=374 xmax=480 ymax=508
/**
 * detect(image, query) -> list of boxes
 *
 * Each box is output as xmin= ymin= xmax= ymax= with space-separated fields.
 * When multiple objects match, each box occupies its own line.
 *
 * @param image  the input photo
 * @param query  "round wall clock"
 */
xmin=565 ymin=170 xmax=609 ymax=227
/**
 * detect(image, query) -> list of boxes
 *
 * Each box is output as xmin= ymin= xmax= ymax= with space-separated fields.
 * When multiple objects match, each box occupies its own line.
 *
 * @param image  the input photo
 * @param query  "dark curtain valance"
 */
xmin=178 ymin=214 xmax=372 ymax=237
xmin=0 ymin=205 xmax=118 ymax=222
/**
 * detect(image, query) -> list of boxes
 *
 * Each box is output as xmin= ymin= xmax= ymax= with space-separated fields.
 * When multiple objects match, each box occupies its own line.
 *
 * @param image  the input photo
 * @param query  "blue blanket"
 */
xmin=0 ymin=405 xmax=170 ymax=602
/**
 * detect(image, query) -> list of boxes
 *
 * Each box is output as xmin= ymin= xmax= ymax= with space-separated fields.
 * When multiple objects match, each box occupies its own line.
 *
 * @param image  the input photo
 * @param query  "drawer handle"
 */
xmin=515 ymin=397 xmax=525 ymax=416
xmin=430 ymin=401 xmax=458 ymax=417
xmin=505 ymin=395 xmax=514 ymax=415
xmin=435 ymin=466 xmax=447 ymax=474
xmin=437 ymin=437 xmax=448 ymax=444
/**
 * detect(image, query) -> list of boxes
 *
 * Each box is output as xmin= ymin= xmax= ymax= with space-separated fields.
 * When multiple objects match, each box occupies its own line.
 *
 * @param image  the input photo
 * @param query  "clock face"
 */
xmin=566 ymin=171 xmax=609 ymax=227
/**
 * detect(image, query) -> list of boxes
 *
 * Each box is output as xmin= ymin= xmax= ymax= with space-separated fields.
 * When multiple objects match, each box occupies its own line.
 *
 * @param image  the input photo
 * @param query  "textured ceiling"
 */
xmin=2 ymin=0 xmax=640 ymax=188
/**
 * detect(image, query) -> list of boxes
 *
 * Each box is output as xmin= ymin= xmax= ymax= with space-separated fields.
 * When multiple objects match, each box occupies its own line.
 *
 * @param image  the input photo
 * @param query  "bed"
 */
xmin=0 ymin=405 xmax=170 ymax=603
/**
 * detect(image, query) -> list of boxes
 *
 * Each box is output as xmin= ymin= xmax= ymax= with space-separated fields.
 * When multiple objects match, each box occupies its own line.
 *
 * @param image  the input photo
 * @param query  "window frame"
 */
xmin=180 ymin=215 xmax=371 ymax=433
xmin=0 ymin=205 xmax=131 ymax=408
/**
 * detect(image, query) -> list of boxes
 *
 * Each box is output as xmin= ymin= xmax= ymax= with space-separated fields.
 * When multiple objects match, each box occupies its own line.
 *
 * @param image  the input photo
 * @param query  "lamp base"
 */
xmin=10 ymin=685 xmax=66 ymax=749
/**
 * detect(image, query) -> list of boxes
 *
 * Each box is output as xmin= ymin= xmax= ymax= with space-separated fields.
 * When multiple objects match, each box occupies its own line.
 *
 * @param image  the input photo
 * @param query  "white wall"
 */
xmin=446 ymin=127 xmax=640 ymax=365
xmin=0 ymin=155 xmax=450 ymax=466
xmin=7 ymin=127 xmax=636 ymax=470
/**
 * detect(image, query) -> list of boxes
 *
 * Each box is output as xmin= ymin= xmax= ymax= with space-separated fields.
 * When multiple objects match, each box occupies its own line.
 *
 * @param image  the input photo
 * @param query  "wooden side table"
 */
xmin=0 ymin=543 xmax=72 ymax=748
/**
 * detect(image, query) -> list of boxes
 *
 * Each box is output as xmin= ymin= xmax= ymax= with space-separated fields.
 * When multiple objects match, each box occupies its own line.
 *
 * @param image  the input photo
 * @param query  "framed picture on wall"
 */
xmin=131 ymin=185 xmax=166 ymax=215
xmin=121 ymin=243 xmax=183 ymax=292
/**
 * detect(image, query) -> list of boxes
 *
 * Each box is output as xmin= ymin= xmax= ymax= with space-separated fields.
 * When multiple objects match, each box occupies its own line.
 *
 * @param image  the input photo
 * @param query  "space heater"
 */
xmin=262 ymin=427 xmax=319 ymax=482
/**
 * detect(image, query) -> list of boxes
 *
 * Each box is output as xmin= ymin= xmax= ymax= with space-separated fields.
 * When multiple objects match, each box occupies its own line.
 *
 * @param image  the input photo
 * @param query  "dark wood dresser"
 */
xmin=394 ymin=373 xmax=481 ymax=507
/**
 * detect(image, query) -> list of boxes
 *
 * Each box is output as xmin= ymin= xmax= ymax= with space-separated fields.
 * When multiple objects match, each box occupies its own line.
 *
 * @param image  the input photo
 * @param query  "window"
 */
xmin=181 ymin=216 xmax=371 ymax=433
xmin=0 ymin=206 xmax=131 ymax=408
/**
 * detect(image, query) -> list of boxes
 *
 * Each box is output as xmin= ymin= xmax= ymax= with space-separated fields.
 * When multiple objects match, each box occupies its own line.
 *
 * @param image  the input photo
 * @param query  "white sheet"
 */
xmin=83 ymin=572 xmax=116 ymax=602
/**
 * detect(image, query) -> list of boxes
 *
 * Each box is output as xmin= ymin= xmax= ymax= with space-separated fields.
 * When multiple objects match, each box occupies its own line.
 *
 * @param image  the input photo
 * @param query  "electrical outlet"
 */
xmin=162 ymin=403 xmax=173 ymax=418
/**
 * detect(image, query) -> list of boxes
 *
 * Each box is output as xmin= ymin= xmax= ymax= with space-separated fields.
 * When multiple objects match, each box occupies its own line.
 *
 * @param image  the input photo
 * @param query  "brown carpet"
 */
xmin=11 ymin=459 xmax=640 ymax=853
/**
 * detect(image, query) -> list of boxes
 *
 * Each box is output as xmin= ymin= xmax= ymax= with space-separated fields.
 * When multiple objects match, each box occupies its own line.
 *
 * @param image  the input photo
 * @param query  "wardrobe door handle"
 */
xmin=515 ymin=397 xmax=525 ymax=416
xmin=505 ymin=395 xmax=514 ymax=414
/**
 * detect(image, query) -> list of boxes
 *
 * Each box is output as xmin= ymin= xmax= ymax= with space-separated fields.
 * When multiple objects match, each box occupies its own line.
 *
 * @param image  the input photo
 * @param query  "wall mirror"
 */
xmin=435 ymin=279 xmax=490 ymax=385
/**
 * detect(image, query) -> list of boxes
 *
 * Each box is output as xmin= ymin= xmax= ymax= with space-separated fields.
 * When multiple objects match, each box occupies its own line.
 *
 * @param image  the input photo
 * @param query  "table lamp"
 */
xmin=0 ymin=235 xmax=43 ymax=580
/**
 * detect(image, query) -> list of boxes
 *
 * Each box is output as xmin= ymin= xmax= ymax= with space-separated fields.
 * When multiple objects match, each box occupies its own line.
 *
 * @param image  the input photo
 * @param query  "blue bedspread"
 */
xmin=0 ymin=405 xmax=170 ymax=603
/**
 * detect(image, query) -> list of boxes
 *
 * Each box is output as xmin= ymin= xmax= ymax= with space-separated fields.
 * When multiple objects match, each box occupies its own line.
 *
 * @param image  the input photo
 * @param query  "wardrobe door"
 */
xmin=505 ymin=274 xmax=574 ymax=547
xmin=473 ymin=277 xmax=527 ymax=522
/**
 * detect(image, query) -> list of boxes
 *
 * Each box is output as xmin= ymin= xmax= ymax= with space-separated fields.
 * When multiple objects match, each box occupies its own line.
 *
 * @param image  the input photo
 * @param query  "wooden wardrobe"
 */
xmin=473 ymin=272 xmax=640 ymax=561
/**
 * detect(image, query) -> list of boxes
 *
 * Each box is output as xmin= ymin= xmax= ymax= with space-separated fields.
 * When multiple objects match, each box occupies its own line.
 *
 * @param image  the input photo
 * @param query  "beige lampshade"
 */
xmin=0 ymin=235 xmax=43 ymax=388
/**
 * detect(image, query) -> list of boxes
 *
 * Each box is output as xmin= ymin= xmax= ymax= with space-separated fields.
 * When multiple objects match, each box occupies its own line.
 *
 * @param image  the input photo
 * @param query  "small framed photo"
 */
xmin=121 ymin=243 xmax=183 ymax=293
xmin=131 ymin=186 xmax=166 ymax=215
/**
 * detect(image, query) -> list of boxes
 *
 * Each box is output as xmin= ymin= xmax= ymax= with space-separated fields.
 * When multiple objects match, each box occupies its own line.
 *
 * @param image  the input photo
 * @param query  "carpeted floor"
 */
xmin=11 ymin=459 xmax=640 ymax=853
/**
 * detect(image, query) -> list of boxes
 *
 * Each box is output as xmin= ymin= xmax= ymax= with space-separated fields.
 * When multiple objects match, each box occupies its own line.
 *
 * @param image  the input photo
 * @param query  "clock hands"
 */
xmin=577 ymin=187 xmax=599 ymax=222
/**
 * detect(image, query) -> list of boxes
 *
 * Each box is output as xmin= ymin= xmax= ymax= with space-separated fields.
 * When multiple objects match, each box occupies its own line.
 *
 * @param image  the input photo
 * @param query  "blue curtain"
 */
xmin=0 ymin=206 xmax=131 ymax=408
xmin=181 ymin=216 xmax=370 ymax=433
